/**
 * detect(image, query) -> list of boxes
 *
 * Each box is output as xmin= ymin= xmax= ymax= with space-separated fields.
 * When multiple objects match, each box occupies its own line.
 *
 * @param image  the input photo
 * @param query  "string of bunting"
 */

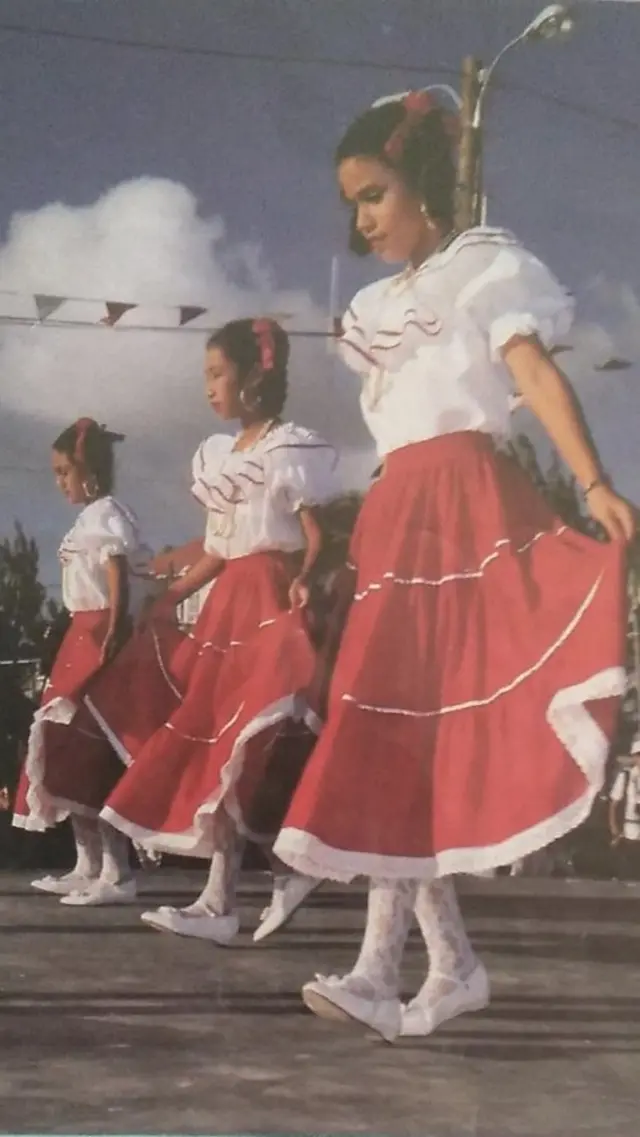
xmin=0 ymin=290 xmax=632 ymax=369
xmin=0 ymin=288 xmax=339 ymax=336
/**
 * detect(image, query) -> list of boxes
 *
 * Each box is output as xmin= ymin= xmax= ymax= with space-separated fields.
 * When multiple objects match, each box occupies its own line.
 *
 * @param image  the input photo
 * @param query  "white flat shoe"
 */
xmin=60 ymin=879 xmax=138 ymax=907
xmin=140 ymin=905 xmax=239 ymax=944
xmin=301 ymin=973 xmax=402 ymax=1043
xmin=401 ymin=962 xmax=490 ymax=1037
xmin=253 ymin=874 xmax=321 ymax=942
xmin=31 ymin=873 xmax=94 ymax=896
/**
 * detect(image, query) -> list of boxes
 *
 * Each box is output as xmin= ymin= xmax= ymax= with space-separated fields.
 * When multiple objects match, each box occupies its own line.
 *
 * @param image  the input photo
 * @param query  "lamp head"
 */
xmin=524 ymin=4 xmax=574 ymax=42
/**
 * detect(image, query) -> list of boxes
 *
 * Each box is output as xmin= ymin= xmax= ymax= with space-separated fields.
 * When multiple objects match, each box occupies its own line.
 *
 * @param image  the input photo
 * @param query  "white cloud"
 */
xmin=0 ymin=178 xmax=374 ymax=591
xmin=572 ymin=276 xmax=640 ymax=367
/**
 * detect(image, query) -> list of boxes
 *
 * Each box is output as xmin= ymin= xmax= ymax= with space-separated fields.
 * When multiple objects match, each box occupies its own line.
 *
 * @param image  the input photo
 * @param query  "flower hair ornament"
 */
xmin=73 ymin=417 xmax=98 ymax=465
xmin=253 ymin=318 xmax=276 ymax=373
xmin=73 ymin=417 xmax=125 ymax=466
xmin=375 ymin=88 xmax=460 ymax=162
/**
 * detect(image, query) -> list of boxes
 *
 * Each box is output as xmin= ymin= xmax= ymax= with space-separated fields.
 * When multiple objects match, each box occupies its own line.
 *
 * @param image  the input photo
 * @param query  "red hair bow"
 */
xmin=384 ymin=89 xmax=459 ymax=162
xmin=74 ymin=417 xmax=97 ymax=465
xmin=253 ymin=319 xmax=275 ymax=372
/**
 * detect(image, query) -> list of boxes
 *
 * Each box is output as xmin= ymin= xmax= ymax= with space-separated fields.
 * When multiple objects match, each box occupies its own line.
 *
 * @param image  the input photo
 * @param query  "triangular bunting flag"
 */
xmin=595 ymin=357 xmax=632 ymax=372
xmin=179 ymin=306 xmax=208 ymax=327
xmin=102 ymin=302 xmax=137 ymax=327
xmin=34 ymin=294 xmax=64 ymax=322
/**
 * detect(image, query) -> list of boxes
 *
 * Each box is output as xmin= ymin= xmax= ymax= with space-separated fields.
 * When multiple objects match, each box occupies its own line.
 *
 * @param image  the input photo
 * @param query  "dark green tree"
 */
xmin=0 ymin=522 xmax=59 ymax=661
xmin=1 ymin=523 xmax=60 ymax=795
xmin=508 ymin=432 xmax=600 ymax=538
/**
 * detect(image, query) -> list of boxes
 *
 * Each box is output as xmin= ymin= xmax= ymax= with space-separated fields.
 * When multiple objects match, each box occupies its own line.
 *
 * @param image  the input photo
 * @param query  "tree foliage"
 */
xmin=508 ymin=432 xmax=601 ymax=538
xmin=0 ymin=522 xmax=58 ymax=661
xmin=0 ymin=523 xmax=58 ymax=791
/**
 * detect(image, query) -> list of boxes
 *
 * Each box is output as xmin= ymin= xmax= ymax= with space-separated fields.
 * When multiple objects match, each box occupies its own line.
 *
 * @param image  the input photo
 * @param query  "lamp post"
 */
xmin=455 ymin=5 xmax=575 ymax=231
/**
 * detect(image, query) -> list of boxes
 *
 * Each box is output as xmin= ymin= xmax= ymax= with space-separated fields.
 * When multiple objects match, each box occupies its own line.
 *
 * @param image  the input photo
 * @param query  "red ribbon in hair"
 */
xmin=73 ymin=417 xmax=97 ymax=465
xmin=384 ymin=89 xmax=459 ymax=162
xmin=253 ymin=319 xmax=276 ymax=372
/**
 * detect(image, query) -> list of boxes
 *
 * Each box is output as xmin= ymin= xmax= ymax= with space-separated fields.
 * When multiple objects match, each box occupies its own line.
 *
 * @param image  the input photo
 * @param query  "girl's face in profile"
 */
xmin=51 ymin=449 xmax=86 ymax=505
xmin=204 ymin=346 xmax=243 ymax=421
xmin=338 ymin=155 xmax=428 ymax=265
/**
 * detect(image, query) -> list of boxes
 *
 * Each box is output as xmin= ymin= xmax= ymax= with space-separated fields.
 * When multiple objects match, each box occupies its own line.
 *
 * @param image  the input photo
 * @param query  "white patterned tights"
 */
xmin=188 ymin=821 xmax=246 ymax=916
xmin=348 ymin=877 xmax=476 ymax=1000
xmin=70 ymin=815 xmax=131 ymax=884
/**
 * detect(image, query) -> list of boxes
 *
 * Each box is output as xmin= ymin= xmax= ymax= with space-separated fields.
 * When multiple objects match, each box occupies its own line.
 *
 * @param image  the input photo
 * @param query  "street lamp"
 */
xmin=471 ymin=4 xmax=574 ymax=222
xmin=473 ymin=5 xmax=574 ymax=131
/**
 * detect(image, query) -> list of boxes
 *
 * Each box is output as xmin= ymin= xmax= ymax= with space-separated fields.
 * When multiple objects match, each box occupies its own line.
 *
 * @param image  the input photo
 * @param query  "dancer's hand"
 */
xmin=289 ymin=576 xmax=310 ymax=610
xmin=586 ymin=485 xmax=636 ymax=544
xmin=100 ymin=629 xmax=119 ymax=667
xmin=100 ymin=617 xmax=131 ymax=666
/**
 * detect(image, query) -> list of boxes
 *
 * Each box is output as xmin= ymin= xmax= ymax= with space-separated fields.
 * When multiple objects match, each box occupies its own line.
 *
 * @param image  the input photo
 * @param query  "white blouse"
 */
xmin=339 ymin=226 xmax=575 ymax=459
xmin=58 ymin=496 xmax=151 ymax=613
xmin=191 ymin=421 xmax=341 ymax=560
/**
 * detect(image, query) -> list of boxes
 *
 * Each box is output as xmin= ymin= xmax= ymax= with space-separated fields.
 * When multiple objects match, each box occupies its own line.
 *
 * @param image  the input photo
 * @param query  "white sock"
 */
xmin=412 ymin=879 xmax=477 ymax=1004
xmin=349 ymin=878 xmax=417 ymax=1000
xmin=70 ymin=816 xmax=102 ymax=879
xmin=98 ymin=821 xmax=132 ymax=885
xmin=189 ymin=829 xmax=245 ymax=917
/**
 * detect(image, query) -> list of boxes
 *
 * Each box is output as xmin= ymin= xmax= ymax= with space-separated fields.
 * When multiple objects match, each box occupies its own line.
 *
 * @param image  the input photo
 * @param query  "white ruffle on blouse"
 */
xmin=191 ymin=421 xmax=341 ymax=560
xmin=58 ymin=496 xmax=151 ymax=612
xmin=338 ymin=226 xmax=575 ymax=459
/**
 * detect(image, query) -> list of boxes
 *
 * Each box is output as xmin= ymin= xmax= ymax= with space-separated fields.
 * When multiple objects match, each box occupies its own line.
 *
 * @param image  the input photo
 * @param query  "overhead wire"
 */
xmin=0 ymin=19 xmax=638 ymax=132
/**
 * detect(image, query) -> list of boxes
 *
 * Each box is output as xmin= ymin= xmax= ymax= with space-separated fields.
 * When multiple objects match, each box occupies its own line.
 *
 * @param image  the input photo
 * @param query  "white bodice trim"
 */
xmin=339 ymin=227 xmax=575 ymax=459
xmin=191 ymin=421 xmax=341 ymax=560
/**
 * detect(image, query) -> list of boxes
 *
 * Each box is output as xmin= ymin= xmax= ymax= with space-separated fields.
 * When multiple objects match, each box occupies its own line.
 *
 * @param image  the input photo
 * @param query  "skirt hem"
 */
xmin=101 ymin=691 xmax=318 ymax=857
xmin=275 ymin=786 xmax=598 ymax=883
xmin=274 ymin=661 xmax=626 ymax=880
xmin=14 ymin=695 xmax=82 ymax=830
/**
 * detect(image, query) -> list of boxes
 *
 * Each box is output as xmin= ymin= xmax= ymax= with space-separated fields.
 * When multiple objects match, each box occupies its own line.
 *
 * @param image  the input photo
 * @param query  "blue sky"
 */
xmin=0 ymin=0 xmax=638 ymax=590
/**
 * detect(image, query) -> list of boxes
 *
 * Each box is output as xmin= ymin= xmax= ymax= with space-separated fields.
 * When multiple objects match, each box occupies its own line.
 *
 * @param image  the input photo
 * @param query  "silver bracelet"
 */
xmin=583 ymin=477 xmax=608 ymax=497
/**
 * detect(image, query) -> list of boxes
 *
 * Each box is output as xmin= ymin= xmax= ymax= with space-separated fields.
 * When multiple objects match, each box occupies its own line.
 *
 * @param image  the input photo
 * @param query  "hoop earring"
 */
xmin=420 ymin=202 xmax=435 ymax=228
xmin=82 ymin=476 xmax=98 ymax=501
xmin=239 ymin=385 xmax=262 ymax=412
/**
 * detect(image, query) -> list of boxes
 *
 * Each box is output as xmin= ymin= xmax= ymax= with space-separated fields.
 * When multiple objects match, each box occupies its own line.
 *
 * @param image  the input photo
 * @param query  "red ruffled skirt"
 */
xmin=274 ymin=431 xmax=627 ymax=882
xmin=93 ymin=552 xmax=318 ymax=856
xmin=13 ymin=611 xmax=122 ymax=831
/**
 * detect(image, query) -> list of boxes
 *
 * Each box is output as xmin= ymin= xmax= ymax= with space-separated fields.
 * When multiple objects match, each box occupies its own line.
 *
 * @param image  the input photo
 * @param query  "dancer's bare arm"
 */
xmin=147 ymin=540 xmax=205 ymax=579
xmin=289 ymin=506 xmax=324 ymax=610
xmin=101 ymin=555 xmax=130 ymax=664
xmin=503 ymin=335 xmax=635 ymax=543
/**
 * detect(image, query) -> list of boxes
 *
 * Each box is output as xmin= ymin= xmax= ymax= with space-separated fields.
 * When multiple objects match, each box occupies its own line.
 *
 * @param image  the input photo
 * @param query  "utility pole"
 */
xmin=454 ymin=56 xmax=482 ymax=233
xmin=472 ymin=118 xmax=485 ymax=226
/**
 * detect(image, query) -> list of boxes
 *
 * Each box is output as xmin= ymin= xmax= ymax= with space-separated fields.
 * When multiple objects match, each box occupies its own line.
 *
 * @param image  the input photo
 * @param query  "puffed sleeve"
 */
xmin=265 ymin=426 xmax=342 ymax=512
xmin=458 ymin=236 xmax=575 ymax=361
xmin=79 ymin=499 xmax=140 ymax=564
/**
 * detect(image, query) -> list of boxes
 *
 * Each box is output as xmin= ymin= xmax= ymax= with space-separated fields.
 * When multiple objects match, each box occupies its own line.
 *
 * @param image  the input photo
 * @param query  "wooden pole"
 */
xmin=454 ymin=56 xmax=482 ymax=233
